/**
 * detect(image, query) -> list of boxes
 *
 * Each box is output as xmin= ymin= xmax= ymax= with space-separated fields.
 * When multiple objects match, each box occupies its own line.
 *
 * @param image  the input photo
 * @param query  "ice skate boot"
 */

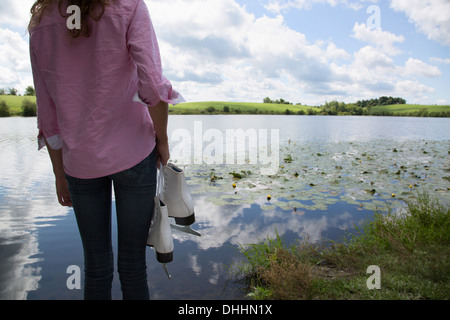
xmin=147 ymin=196 xmax=173 ymax=279
xmin=161 ymin=163 xmax=201 ymax=237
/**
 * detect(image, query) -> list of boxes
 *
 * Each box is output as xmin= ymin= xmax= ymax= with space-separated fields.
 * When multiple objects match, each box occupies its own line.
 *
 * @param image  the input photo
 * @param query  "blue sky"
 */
xmin=1 ymin=0 xmax=449 ymax=105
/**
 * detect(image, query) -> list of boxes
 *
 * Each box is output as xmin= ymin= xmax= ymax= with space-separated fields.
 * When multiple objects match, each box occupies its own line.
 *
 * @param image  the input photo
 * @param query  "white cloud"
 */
xmin=0 ymin=28 xmax=32 ymax=92
xmin=353 ymin=46 xmax=395 ymax=72
xmin=404 ymin=58 xmax=441 ymax=78
xmin=0 ymin=0 xmax=34 ymax=30
xmin=263 ymin=0 xmax=375 ymax=13
xmin=394 ymin=80 xmax=435 ymax=103
xmin=430 ymin=57 xmax=450 ymax=65
xmin=147 ymin=0 xmax=339 ymax=102
xmin=325 ymin=43 xmax=351 ymax=61
xmin=148 ymin=0 xmax=442 ymax=104
xmin=390 ymin=0 xmax=450 ymax=47
xmin=0 ymin=0 xmax=447 ymax=104
xmin=351 ymin=22 xmax=405 ymax=55
xmin=323 ymin=44 xmax=440 ymax=103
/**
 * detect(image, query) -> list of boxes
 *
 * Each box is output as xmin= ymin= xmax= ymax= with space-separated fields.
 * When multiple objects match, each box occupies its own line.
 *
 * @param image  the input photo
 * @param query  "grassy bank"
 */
xmin=231 ymin=191 xmax=450 ymax=300
xmin=2 ymin=95 xmax=449 ymax=117
xmin=372 ymin=104 xmax=450 ymax=113
xmin=172 ymin=101 xmax=450 ymax=117
xmin=169 ymin=101 xmax=314 ymax=115
xmin=371 ymin=104 xmax=450 ymax=117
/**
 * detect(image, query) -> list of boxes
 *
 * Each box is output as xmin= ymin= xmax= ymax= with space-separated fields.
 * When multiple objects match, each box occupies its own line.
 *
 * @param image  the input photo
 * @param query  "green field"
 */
xmin=0 ymin=95 xmax=36 ymax=116
xmin=372 ymin=104 xmax=450 ymax=113
xmin=1 ymin=95 xmax=449 ymax=117
xmin=169 ymin=101 xmax=316 ymax=115
xmin=171 ymin=101 xmax=450 ymax=116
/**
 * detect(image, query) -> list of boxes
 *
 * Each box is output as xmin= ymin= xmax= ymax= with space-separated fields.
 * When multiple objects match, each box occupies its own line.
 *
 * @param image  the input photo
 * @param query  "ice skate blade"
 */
xmin=162 ymin=263 xmax=172 ymax=280
xmin=170 ymin=224 xmax=201 ymax=237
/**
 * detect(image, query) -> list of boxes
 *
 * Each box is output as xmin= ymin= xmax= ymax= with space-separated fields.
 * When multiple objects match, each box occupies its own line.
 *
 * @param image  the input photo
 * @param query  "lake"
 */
xmin=0 ymin=115 xmax=449 ymax=300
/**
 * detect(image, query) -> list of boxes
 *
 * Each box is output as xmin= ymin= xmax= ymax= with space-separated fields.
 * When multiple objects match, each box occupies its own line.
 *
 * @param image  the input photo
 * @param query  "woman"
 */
xmin=29 ymin=0 xmax=184 ymax=299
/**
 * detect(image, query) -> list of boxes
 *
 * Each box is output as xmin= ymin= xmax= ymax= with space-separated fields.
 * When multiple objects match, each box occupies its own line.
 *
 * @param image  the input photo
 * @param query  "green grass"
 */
xmin=230 ymin=191 xmax=450 ymax=300
xmin=170 ymin=101 xmax=315 ymax=115
xmin=172 ymin=101 xmax=449 ymax=117
xmin=1 ymin=95 xmax=449 ymax=117
xmin=373 ymin=104 xmax=450 ymax=113
xmin=0 ymin=95 xmax=36 ymax=116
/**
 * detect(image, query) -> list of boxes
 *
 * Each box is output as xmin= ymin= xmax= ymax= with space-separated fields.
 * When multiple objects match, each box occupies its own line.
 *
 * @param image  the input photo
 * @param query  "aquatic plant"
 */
xmin=184 ymin=139 xmax=449 ymax=213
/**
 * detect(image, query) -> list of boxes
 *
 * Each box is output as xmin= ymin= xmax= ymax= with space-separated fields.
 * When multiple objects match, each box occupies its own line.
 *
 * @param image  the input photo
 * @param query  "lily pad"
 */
xmin=183 ymin=139 xmax=450 ymax=211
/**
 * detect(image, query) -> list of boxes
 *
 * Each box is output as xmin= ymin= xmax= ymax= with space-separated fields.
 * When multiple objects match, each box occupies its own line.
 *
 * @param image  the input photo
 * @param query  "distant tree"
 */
xmin=397 ymin=97 xmax=407 ymax=104
xmin=24 ymin=86 xmax=35 ymax=96
xmin=378 ymin=96 xmax=388 ymax=105
xmin=0 ymin=88 xmax=5 ymax=95
xmin=307 ymin=108 xmax=317 ymax=115
xmin=7 ymin=88 xmax=18 ymax=96
xmin=418 ymin=107 xmax=429 ymax=117
xmin=223 ymin=105 xmax=230 ymax=113
xmin=356 ymin=96 xmax=406 ymax=107
xmin=0 ymin=101 xmax=10 ymax=117
xmin=263 ymin=97 xmax=293 ymax=105
xmin=206 ymin=106 xmax=216 ymax=113
xmin=22 ymin=99 xmax=37 ymax=117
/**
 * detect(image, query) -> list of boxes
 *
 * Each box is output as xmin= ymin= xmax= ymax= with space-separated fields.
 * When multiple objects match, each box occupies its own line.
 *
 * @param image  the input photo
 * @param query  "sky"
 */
xmin=0 ymin=0 xmax=449 ymax=106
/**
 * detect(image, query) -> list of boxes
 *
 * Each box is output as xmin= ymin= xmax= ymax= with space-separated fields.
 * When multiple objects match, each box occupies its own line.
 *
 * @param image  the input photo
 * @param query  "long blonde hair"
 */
xmin=29 ymin=0 xmax=110 ymax=38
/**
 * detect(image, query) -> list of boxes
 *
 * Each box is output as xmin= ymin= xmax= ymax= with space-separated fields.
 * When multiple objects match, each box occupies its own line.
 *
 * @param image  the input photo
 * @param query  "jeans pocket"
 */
xmin=113 ymin=149 xmax=157 ymax=186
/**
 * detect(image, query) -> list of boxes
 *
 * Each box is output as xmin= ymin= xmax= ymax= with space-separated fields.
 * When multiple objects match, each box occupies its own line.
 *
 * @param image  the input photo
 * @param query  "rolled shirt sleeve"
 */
xmin=30 ymin=41 xmax=63 ymax=150
xmin=127 ymin=0 xmax=185 ymax=107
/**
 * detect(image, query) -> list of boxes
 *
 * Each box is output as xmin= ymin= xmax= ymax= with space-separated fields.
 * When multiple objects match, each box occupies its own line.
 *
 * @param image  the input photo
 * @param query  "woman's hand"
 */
xmin=55 ymin=175 xmax=72 ymax=207
xmin=44 ymin=139 xmax=72 ymax=207
xmin=156 ymin=138 xmax=170 ymax=168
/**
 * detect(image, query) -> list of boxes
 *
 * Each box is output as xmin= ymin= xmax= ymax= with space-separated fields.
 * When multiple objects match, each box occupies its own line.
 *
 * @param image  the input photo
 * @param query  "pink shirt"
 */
xmin=29 ymin=0 xmax=184 ymax=179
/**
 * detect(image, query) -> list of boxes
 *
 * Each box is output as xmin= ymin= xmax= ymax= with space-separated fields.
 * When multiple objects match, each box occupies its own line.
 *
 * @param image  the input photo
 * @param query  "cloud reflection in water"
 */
xmin=2 ymin=115 xmax=448 ymax=299
xmin=0 ymin=118 xmax=70 ymax=299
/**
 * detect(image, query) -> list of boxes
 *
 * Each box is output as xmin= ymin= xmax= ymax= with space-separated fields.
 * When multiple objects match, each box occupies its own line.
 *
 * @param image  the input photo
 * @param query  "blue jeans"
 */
xmin=66 ymin=149 xmax=157 ymax=300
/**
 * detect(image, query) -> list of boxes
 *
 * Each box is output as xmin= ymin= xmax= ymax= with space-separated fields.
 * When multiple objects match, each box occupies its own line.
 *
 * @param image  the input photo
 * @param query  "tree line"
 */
xmin=264 ymin=96 xmax=406 ymax=107
xmin=354 ymin=96 xmax=406 ymax=108
xmin=263 ymin=96 xmax=449 ymax=118
xmin=0 ymin=86 xmax=35 ymax=96
xmin=319 ymin=96 xmax=406 ymax=115
xmin=263 ymin=97 xmax=297 ymax=105
xmin=0 ymin=86 xmax=36 ymax=117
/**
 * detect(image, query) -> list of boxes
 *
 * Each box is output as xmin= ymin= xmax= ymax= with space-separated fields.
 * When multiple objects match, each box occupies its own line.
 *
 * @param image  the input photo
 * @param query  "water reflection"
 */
xmin=186 ymin=194 xmax=364 ymax=249
xmin=0 ymin=118 xmax=70 ymax=299
xmin=1 ymin=116 xmax=449 ymax=300
xmin=0 ymin=234 xmax=41 ymax=300
xmin=148 ymin=194 xmax=368 ymax=299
